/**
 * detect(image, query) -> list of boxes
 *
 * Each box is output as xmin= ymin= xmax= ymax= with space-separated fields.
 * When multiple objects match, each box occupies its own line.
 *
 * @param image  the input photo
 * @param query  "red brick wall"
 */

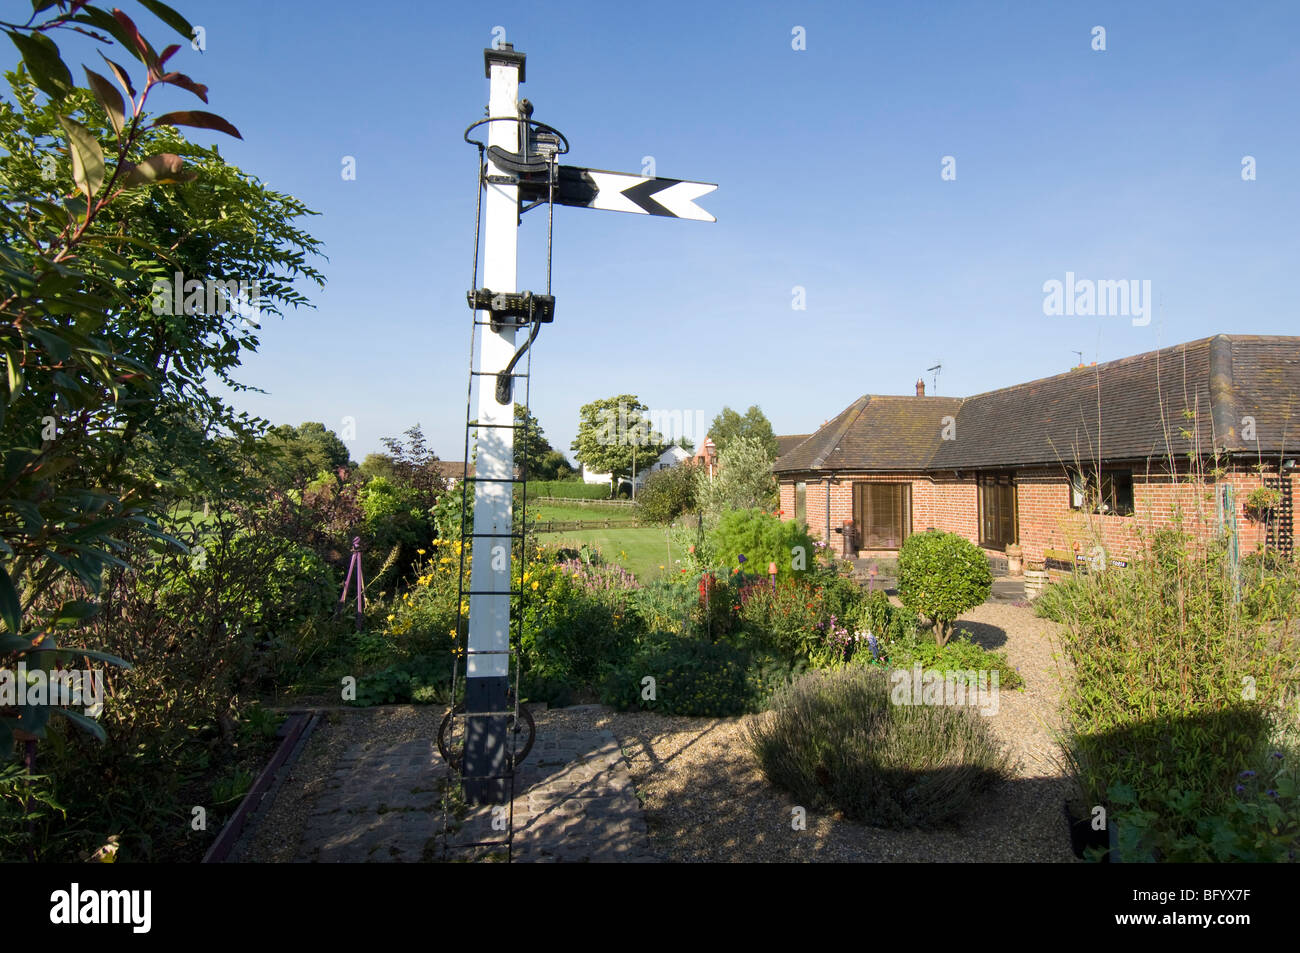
xmin=780 ymin=472 xmax=979 ymax=552
xmin=1012 ymin=466 xmax=1281 ymax=567
xmin=779 ymin=464 xmax=1296 ymax=563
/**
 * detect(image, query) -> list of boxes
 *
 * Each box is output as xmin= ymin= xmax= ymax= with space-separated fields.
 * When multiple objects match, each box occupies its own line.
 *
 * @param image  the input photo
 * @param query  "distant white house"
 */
xmin=582 ymin=444 xmax=692 ymax=492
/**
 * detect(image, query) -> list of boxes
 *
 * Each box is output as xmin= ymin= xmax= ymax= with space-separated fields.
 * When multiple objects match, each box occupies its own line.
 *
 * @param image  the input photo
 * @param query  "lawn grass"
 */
xmin=537 ymin=525 xmax=678 ymax=582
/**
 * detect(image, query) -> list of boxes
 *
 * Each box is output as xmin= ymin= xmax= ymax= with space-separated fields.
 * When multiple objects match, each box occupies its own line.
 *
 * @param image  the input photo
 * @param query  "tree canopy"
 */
xmin=696 ymin=435 xmax=778 ymax=525
xmin=709 ymin=405 xmax=779 ymax=459
xmin=0 ymin=1 xmax=324 ymax=751
xmin=266 ymin=422 xmax=354 ymax=485
xmin=571 ymin=394 xmax=666 ymax=492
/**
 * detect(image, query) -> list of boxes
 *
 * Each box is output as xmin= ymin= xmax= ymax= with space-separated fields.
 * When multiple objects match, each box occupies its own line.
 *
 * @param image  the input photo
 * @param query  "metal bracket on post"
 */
xmin=466 ymin=288 xmax=554 ymax=405
xmin=466 ymin=288 xmax=555 ymax=332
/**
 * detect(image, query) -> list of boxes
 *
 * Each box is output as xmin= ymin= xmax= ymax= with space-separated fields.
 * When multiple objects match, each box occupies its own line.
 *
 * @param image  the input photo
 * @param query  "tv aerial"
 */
xmin=926 ymin=362 xmax=942 ymax=395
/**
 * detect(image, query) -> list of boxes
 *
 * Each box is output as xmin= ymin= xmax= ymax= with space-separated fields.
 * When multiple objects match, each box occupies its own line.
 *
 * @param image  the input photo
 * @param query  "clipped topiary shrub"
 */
xmin=749 ymin=666 xmax=1011 ymax=828
xmin=897 ymin=530 xmax=992 ymax=646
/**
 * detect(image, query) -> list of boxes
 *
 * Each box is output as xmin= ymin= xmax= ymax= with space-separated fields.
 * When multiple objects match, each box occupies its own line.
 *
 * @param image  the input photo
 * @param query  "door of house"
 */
xmin=978 ymin=472 xmax=1017 ymax=550
xmin=853 ymin=482 xmax=912 ymax=550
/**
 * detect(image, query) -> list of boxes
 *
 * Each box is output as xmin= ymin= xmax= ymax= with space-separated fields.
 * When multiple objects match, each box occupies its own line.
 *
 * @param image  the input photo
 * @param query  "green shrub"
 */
xmin=881 ymin=626 xmax=1023 ymax=691
xmin=360 ymin=476 xmax=432 ymax=550
xmin=1052 ymin=530 xmax=1300 ymax=857
xmin=737 ymin=578 xmax=826 ymax=661
xmin=527 ymin=480 xmax=614 ymax=500
xmin=749 ymin=667 xmax=1011 ymax=828
xmin=635 ymin=463 xmax=699 ymax=525
xmin=851 ymin=589 xmax=921 ymax=644
xmin=350 ymin=655 xmax=453 ymax=707
xmin=1031 ymin=573 xmax=1089 ymax=624
xmin=602 ymin=637 xmax=797 ymax=716
xmin=1108 ymin=745 xmax=1300 ymax=862
xmin=710 ymin=508 xmax=816 ymax=582
xmin=629 ymin=578 xmax=696 ymax=635
xmin=897 ymin=531 xmax=992 ymax=646
xmin=691 ymin=571 xmax=742 ymax=640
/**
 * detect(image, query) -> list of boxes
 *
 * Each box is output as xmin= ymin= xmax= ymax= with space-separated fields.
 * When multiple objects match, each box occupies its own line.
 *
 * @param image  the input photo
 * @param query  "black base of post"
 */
xmin=462 ymin=675 xmax=510 ymax=804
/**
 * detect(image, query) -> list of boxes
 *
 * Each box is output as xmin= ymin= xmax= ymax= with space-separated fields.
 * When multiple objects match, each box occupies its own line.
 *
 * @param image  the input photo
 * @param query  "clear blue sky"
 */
xmin=55 ymin=1 xmax=1300 ymax=460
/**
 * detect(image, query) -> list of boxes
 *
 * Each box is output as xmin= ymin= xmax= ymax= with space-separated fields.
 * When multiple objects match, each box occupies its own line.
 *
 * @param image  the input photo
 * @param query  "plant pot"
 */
xmin=1004 ymin=544 xmax=1023 ymax=576
xmin=1064 ymin=801 xmax=1110 ymax=862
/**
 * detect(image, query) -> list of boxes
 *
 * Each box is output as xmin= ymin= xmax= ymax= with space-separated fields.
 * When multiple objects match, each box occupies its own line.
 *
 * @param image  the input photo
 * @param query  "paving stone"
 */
xmin=292 ymin=724 xmax=660 ymax=863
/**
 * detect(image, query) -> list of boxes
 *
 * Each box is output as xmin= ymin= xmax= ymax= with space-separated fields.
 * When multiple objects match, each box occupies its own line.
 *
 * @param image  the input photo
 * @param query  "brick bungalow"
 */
xmin=774 ymin=334 xmax=1299 ymax=570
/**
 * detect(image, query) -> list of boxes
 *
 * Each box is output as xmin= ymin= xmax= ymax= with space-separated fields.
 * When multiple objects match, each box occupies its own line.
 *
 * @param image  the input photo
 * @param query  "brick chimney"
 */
xmin=915 ymin=378 xmax=925 ymax=397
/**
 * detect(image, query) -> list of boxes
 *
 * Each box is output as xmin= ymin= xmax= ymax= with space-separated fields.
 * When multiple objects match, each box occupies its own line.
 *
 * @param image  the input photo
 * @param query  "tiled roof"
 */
xmin=775 ymin=335 xmax=1300 ymax=473
xmin=774 ymin=395 xmax=963 ymax=472
xmin=434 ymin=460 xmax=475 ymax=479
xmin=775 ymin=433 xmax=812 ymax=460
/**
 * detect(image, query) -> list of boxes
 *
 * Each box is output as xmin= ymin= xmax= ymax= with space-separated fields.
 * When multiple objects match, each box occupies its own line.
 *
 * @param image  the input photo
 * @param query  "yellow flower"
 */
xmin=417 ymin=549 xmax=426 ymax=555
xmin=531 ymin=581 xmax=539 ymax=591
xmin=386 ymin=614 xmax=395 ymax=622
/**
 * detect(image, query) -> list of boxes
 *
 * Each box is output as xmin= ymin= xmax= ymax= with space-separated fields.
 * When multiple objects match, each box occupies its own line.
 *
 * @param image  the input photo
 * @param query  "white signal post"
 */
xmin=456 ymin=42 xmax=714 ymax=808
xmin=463 ymin=43 xmax=526 ymax=803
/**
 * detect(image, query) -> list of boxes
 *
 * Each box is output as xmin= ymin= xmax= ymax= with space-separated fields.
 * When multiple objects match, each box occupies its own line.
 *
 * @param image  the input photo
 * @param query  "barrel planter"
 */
xmin=1023 ymin=569 xmax=1049 ymax=600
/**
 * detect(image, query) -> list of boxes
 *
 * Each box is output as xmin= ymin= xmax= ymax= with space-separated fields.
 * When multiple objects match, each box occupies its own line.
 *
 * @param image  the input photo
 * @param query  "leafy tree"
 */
xmin=0 ymin=3 xmax=323 ymax=753
xmin=358 ymin=453 xmax=397 ymax=483
xmin=379 ymin=424 xmax=446 ymax=513
xmin=636 ymin=462 xmax=699 ymax=525
xmin=571 ymin=394 xmax=666 ymax=495
xmin=709 ymin=405 xmax=779 ymax=459
xmin=897 ymin=531 xmax=993 ymax=647
xmin=266 ymin=422 xmax=354 ymax=485
xmin=514 ymin=404 xmax=552 ymax=480
xmin=533 ymin=449 xmax=575 ymax=481
xmin=696 ymin=436 xmax=778 ymax=525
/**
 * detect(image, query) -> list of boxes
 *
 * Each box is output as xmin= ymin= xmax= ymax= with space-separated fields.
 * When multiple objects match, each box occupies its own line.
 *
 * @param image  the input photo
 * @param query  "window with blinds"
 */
xmin=853 ymin=482 xmax=912 ymax=550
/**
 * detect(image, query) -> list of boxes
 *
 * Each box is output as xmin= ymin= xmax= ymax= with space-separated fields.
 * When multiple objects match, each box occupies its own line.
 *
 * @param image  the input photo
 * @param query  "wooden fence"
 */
xmin=530 ymin=518 xmax=648 ymax=532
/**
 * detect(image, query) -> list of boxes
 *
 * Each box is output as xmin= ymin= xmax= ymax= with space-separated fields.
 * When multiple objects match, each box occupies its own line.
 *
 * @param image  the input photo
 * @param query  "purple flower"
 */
xmin=1235 ymin=784 xmax=1246 ymax=795
xmin=867 ymin=634 xmax=880 ymax=660
xmin=1267 ymin=790 xmax=1279 ymax=799
xmin=1271 ymin=751 xmax=1284 ymax=760
xmin=1239 ymin=770 xmax=1257 ymax=779
xmin=737 ymin=553 xmax=747 ymax=564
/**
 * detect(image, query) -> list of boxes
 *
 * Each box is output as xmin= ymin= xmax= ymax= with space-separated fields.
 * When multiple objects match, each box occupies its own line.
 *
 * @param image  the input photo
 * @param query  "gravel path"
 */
xmin=600 ymin=600 xmax=1078 ymax=862
xmin=238 ymin=602 xmax=1078 ymax=862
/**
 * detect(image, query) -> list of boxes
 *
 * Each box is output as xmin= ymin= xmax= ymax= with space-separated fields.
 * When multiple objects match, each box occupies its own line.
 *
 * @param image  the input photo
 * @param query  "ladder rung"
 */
xmin=465 ymin=649 xmax=513 ymax=656
xmin=463 ymin=476 xmax=524 ymax=483
xmin=469 ymin=371 xmax=528 ymax=378
xmin=466 ymin=421 xmax=527 ymax=429
xmin=463 ymin=589 xmax=523 ymax=596
xmin=467 ymin=532 xmax=526 ymax=539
